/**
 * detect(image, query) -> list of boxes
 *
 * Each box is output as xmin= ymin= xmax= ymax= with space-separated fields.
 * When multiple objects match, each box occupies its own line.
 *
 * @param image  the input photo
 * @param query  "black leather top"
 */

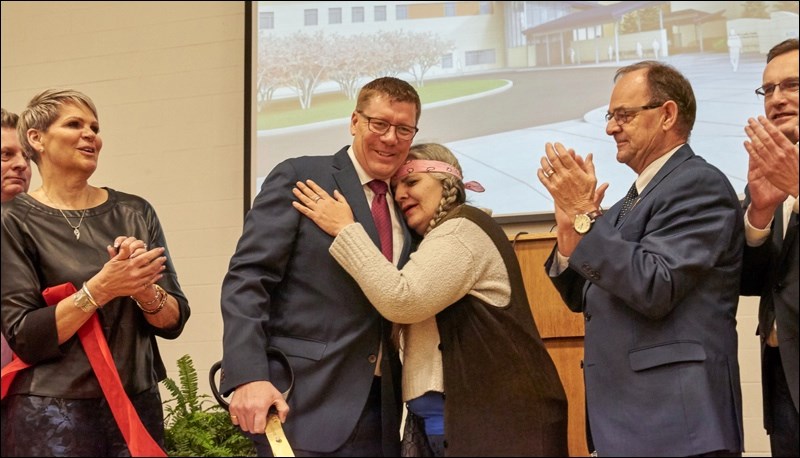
xmin=1 ymin=188 xmax=190 ymax=398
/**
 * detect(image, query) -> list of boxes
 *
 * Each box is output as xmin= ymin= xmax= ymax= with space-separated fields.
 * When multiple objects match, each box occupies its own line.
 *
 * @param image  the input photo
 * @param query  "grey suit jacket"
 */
xmin=547 ymin=145 xmax=745 ymax=456
xmin=220 ymin=147 xmax=411 ymax=454
xmin=741 ymin=193 xmax=800 ymax=426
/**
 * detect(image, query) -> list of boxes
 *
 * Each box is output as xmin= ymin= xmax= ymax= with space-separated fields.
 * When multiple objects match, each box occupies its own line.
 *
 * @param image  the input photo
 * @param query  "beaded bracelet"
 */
xmin=134 ymin=284 xmax=160 ymax=307
xmin=136 ymin=284 xmax=167 ymax=315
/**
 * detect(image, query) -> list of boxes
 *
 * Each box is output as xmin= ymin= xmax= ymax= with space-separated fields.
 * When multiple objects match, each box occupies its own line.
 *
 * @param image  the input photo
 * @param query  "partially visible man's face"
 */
xmin=1 ymin=127 xmax=32 ymax=203
xmin=762 ymin=49 xmax=799 ymax=143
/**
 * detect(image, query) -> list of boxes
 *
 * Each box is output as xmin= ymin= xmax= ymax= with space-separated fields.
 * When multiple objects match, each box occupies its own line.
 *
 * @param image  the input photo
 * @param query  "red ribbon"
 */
xmin=0 ymin=283 xmax=166 ymax=457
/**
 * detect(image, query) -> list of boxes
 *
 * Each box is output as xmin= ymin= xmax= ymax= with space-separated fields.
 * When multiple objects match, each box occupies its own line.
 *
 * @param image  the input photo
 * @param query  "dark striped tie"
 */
xmin=616 ymin=183 xmax=638 ymax=224
xmin=368 ymin=180 xmax=393 ymax=261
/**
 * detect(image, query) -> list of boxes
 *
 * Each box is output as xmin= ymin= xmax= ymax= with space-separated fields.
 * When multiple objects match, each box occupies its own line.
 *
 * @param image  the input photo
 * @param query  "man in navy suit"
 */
xmin=220 ymin=77 xmax=420 ymax=456
xmin=538 ymin=61 xmax=744 ymax=456
xmin=740 ymin=38 xmax=799 ymax=457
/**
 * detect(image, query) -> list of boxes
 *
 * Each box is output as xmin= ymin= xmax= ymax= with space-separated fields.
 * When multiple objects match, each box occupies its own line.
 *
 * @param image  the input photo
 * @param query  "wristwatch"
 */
xmin=573 ymin=209 xmax=603 ymax=235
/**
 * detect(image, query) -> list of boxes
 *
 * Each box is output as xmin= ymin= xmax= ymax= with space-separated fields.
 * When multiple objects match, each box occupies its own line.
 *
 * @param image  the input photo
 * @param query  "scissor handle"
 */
xmin=209 ymin=347 xmax=295 ymax=411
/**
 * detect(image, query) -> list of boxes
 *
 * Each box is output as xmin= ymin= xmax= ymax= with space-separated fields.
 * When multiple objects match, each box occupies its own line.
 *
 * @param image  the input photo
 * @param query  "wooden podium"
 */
xmin=511 ymin=233 xmax=588 ymax=457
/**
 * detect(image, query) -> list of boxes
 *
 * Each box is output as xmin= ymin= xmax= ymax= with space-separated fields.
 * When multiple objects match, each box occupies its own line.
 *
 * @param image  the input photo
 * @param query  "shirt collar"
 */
xmin=347 ymin=146 xmax=390 ymax=188
xmin=634 ymin=144 xmax=683 ymax=194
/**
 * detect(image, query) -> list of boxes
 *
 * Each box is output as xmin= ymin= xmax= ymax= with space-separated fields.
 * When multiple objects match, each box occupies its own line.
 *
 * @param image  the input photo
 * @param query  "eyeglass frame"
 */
xmin=356 ymin=110 xmax=419 ymax=140
xmin=604 ymin=103 xmax=664 ymax=125
xmin=755 ymin=77 xmax=800 ymax=98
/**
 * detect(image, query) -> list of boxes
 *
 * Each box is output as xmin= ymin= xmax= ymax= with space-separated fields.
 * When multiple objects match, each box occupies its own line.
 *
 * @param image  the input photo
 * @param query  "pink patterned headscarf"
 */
xmin=393 ymin=160 xmax=485 ymax=192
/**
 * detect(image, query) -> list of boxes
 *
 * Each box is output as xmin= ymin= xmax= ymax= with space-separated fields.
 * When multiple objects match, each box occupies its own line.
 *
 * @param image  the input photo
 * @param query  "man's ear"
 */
xmin=349 ymin=112 xmax=358 ymax=137
xmin=661 ymin=101 xmax=679 ymax=131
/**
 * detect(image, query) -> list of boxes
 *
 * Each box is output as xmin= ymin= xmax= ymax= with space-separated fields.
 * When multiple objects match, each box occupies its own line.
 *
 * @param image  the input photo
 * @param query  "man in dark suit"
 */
xmin=1 ymin=108 xmax=33 ymax=458
xmin=740 ymin=38 xmax=799 ymax=457
xmin=220 ymin=77 xmax=420 ymax=456
xmin=537 ymin=61 xmax=744 ymax=456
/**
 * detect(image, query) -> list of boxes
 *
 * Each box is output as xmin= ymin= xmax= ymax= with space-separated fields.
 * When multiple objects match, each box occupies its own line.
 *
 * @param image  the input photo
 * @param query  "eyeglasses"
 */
xmin=755 ymin=77 xmax=800 ymax=98
xmin=356 ymin=111 xmax=418 ymax=141
xmin=604 ymin=103 xmax=663 ymax=125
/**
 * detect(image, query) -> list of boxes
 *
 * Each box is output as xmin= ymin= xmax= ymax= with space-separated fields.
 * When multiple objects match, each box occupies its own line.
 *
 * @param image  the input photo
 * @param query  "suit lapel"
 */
xmin=773 ymin=206 xmax=785 ymax=245
xmin=331 ymin=149 xmax=382 ymax=248
xmin=396 ymin=212 xmax=413 ymax=265
xmin=329 ymin=148 xmax=413 ymax=264
xmin=638 ymin=145 xmax=694 ymax=203
xmin=613 ymin=145 xmax=695 ymax=228
xmin=777 ymin=209 xmax=798 ymax=273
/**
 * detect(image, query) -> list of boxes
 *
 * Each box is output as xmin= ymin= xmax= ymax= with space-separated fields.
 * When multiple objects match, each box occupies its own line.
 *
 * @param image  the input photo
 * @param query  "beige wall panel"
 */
xmin=1 ymin=0 xmax=244 ymax=402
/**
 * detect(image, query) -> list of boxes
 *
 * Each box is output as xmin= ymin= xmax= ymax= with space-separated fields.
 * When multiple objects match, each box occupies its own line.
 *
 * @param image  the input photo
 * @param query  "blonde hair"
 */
xmin=17 ymin=89 xmax=99 ymax=164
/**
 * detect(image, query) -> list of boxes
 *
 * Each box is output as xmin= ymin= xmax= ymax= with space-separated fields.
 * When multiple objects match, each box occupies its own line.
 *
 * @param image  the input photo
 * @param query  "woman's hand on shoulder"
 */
xmin=292 ymin=179 xmax=355 ymax=237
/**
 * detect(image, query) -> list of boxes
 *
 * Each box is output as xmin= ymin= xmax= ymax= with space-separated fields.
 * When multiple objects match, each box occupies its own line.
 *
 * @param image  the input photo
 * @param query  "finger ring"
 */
xmin=230 ymin=415 xmax=238 ymax=420
xmin=544 ymin=169 xmax=554 ymax=178
xmin=313 ymin=196 xmax=321 ymax=203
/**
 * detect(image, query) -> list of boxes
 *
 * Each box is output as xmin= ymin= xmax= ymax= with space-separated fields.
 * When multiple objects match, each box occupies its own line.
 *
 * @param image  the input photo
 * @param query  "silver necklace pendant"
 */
xmin=43 ymin=188 xmax=89 ymax=242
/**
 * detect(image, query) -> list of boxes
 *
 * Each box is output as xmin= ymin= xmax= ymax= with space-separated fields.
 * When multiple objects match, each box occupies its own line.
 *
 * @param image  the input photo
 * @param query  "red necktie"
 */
xmin=368 ymin=180 xmax=393 ymax=261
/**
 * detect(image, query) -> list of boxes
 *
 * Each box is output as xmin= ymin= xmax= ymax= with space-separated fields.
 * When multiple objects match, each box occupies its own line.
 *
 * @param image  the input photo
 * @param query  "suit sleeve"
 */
xmin=220 ymin=160 xmax=301 ymax=394
xmin=544 ymin=246 xmax=587 ymax=313
xmin=739 ymin=188 xmax=776 ymax=296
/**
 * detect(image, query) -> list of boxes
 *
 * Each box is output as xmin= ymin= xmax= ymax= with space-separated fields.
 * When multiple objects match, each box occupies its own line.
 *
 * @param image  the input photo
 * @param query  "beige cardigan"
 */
xmin=330 ymin=216 xmax=510 ymax=401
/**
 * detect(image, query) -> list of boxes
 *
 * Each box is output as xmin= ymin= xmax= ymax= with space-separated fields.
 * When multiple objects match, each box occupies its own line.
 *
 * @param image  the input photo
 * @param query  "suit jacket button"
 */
xmin=774 ymin=282 xmax=784 ymax=292
xmin=368 ymin=354 xmax=378 ymax=364
xmin=584 ymin=312 xmax=592 ymax=321
xmin=580 ymin=360 xmax=584 ymax=369
xmin=438 ymin=343 xmax=443 ymax=351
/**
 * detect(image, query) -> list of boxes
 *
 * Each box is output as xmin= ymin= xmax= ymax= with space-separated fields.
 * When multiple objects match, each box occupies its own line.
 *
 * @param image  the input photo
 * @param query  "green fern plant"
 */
xmin=161 ymin=354 xmax=255 ymax=457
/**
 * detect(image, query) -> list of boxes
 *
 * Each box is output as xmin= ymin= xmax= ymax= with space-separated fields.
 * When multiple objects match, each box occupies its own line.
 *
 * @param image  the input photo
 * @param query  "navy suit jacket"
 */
xmin=220 ymin=147 xmax=411 ymax=454
xmin=741 ymin=193 xmax=800 ymax=426
xmin=547 ymin=145 xmax=745 ymax=456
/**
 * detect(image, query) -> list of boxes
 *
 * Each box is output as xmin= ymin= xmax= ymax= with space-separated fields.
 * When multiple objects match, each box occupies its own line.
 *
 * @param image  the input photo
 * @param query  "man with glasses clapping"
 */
xmin=740 ymin=38 xmax=799 ymax=458
xmin=536 ymin=60 xmax=745 ymax=456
